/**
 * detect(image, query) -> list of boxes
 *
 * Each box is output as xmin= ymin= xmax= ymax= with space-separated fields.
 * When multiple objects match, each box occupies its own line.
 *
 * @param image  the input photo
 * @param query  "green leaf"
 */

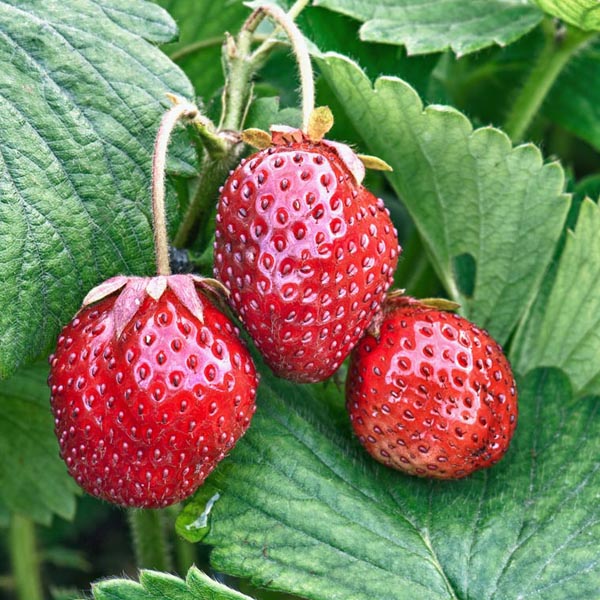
xmin=513 ymin=198 xmax=600 ymax=395
xmin=92 ymin=567 xmax=254 ymax=600
xmin=0 ymin=363 xmax=79 ymax=525
xmin=316 ymin=53 xmax=569 ymax=344
xmin=178 ymin=368 xmax=600 ymax=599
xmin=50 ymin=587 xmax=85 ymax=600
xmin=0 ymin=502 xmax=9 ymax=527
xmin=244 ymin=97 xmax=302 ymax=132
xmin=0 ymin=0 xmax=195 ymax=379
xmin=42 ymin=546 xmax=91 ymax=571
xmin=314 ymin=0 xmax=543 ymax=56
xmin=535 ymin=0 xmax=600 ymax=31
xmin=299 ymin=5 xmax=440 ymax=99
xmin=543 ymin=36 xmax=600 ymax=151
xmin=436 ymin=29 xmax=600 ymax=153
xmin=575 ymin=173 xmax=600 ymax=202
xmin=157 ymin=0 xmax=250 ymax=103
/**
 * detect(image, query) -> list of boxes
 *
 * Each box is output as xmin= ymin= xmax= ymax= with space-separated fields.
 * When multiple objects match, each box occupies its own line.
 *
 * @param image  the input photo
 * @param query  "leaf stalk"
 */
xmin=151 ymin=99 xmax=200 ymax=275
xmin=504 ymin=20 xmax=595 ymax=142
xmin=127 ymin=508 xmax=173 ymax=571
xmin=9 ymin=513 xmax=43 ymax=600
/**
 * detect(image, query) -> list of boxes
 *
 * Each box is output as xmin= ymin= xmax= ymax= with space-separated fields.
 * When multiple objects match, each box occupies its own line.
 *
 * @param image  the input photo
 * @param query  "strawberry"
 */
xmin=48 ymin=274 xmax=258 ymax=508
xmin=214 ymin=123 xmax=400 ymax=383
xmin=346 ymin=297 xmax=517 ymax=479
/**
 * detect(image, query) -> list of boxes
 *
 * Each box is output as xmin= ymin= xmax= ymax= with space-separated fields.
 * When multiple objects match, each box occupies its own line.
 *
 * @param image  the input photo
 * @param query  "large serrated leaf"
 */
xmin=91 ymin=567 xmax=254 ymax=600
xmin=178 ymin=369 xmax=600 ymax=599
xmin=535 ymin=0 xmax=600 ymax=31
xmin=315 ymin=53 xmax=568 ymax=345
xmin=513 ymin=198 xmax=600 ymax=395
xmin=314 ymin=0 xmax=543 ymax=56
xmin=0 ymin=363 xmax=79 ymax=525
xmin=0 ymin=0 xmax=195 ymax=379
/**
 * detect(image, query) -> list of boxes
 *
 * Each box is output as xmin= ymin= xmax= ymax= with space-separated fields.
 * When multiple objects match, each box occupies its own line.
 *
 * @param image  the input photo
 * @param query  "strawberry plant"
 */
xmin=1 ymin=1 xmax=599 ymax=599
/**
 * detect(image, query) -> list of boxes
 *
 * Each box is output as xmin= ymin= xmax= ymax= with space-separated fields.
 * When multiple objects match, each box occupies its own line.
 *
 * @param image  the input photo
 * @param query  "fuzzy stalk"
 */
xmin=250 ymin=2 xmax=314 ymax=131
xmin=173 ymin=1 xmax=311 ymax=248
xmin=127 ymin=509 xmax=173 ymax=571
xmin=504 ymin=21 xmax=595 ymax=142
xmin=152 ymin=101 xmax=199 ymax=275
xmin=9 ymin=514 xmax=43 ymax=600
xmin=172 ymin=143 xmax=244 ymax=249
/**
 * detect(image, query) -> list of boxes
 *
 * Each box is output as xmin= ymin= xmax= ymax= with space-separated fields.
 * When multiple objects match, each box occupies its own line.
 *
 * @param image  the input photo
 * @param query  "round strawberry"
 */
xmin=48 ymin=274 xmax=258 ymax=508
xmin=214 ymin=122 xmax=400 ymax=383
xmin=346 ymin=296 xmax=517 ymax=479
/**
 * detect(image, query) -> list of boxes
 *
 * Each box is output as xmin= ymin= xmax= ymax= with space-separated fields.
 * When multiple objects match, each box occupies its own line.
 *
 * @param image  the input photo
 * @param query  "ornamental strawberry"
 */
xmin=48 ymin=275 xmax=258 ymax=508
xmin=214 ymin=112 xmax=400 ymax=383
xmin=346 ymin=296 xmax=517 ymax=479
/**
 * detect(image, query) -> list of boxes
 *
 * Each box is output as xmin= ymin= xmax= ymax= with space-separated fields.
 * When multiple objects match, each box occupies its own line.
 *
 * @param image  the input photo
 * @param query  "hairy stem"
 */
xmin=127 ymin=509 xmax=173 ymax=571
xmin=250 ymin=3 xmax=314 ymax=131
xmin=9 ymin=514 xmax=43 ymax=600
xmin=170 ymin=34 xmax=273 ymax=63
xmin=173 ymin=1 xmax=311 ymax=248
xmin=152 ymin=100 xmax=200 ymax=275
xmin=220 ymin=29 xmax=256 ymax=132
xmin=504 ymin=21 xmax=595 ymax=142
xmin=251 ymin=0 xmax=311 ymax=57
xmin=173 ymin=144 xmax=244 ymax=249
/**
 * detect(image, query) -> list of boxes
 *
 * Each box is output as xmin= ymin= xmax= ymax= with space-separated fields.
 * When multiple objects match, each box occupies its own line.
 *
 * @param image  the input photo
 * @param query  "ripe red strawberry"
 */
xmin=48 ymin=274 xmax=258 ymax=508
xmin=214 ymin=125 xmax=400 ymax=383
xmin=346 ymin=297 xmax=517 ymax=479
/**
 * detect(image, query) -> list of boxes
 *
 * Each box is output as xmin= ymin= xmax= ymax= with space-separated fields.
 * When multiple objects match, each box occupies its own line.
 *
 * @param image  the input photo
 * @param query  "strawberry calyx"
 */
xmin=367 ymin=292 xmax=461 ymax=338
xmin=240 ymin=107 xmax=391 ymax=185
xmin=81 ymin=274 xmax=228 ymax=339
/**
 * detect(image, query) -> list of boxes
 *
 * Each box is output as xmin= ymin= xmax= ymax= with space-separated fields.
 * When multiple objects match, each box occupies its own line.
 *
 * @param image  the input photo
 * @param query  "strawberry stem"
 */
xmin=152 ymin=100 xmax=199 ymax=276
xmin=127 ymin=509 xmax=173 ymax=571
xmin=9 ymin=514 xmax=43 ymax=600
xmin=172 ymin=1 xmax=311 ymax=250
xmin=248 ymin=3 xmax=314 ymax=132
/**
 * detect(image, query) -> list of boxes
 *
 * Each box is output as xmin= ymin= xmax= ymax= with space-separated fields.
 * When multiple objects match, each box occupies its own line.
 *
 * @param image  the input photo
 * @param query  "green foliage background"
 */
xmin=0 ymin=0 xmax=599 ymax=598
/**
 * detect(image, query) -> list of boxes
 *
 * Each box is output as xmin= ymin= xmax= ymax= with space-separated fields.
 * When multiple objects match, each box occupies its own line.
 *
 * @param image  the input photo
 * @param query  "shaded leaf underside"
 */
xmin=0 ymin=364 xmax=78 ymax=525
xmin=314 ymin=0 xmax=543 ymax=56
xmin=514 ymin=198 xmax=600 ymax=396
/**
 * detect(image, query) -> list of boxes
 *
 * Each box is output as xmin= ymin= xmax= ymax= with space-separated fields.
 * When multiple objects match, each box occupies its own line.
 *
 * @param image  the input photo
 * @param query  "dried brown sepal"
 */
xmin=419 ymin=298 xmax=461 ymax=312
xmin=357 ymin=154 xmax=393 ymax=172
xmin=366 ymin=308 xmax=386 ymax=339
xmin=270 ymin=125 xmax=304 ymax=145
xmin=384 ymin=291 xmax=461 ymax=313
xmin=307 ymin=106 xmax=334 ymax=142
xmin=192 ymin=275 xmax=230 ymax=299
xmin=241 ymin=128 xmax=272 ymax=149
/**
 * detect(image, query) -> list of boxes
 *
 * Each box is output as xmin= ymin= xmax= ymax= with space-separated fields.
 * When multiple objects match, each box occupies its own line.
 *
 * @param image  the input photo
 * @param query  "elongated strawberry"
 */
xmin=48 ymin=275 xmax=258 ymax=508
xmin=214 ymin=122 xmax=400 ymax=383
xmin=346 ymin=297 xmax=517 ymax=479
